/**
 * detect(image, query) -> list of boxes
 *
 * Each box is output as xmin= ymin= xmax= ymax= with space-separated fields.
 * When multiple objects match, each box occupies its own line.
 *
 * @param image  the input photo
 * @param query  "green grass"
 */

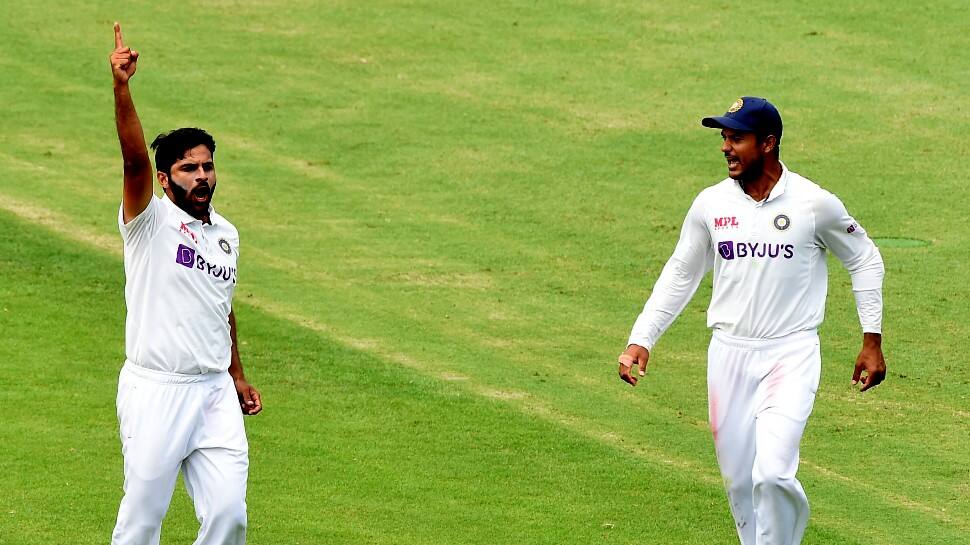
xmin=0 ymin=1 xmax=968 ymax=544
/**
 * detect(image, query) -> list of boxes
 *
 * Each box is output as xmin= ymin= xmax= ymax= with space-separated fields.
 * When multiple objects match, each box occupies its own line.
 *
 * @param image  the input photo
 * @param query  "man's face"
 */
xmin=720 ymin=128 xmax=765 ymax=182
xmin=159 ymin=144 xmax=217 ymax=219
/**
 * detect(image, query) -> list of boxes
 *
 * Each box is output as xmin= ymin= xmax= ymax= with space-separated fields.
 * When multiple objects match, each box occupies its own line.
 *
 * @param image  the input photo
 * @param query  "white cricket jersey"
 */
xmin=629 ymin=163 xmax=883 ymax=350
xmin=119 ymin=195 xmax=240 ymax=374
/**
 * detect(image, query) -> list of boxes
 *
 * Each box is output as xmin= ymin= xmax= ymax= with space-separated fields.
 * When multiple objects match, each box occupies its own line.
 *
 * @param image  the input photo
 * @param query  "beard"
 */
xmin=167 ymin=177 xmax=215 ymax=220
xmin=733 ymin=154 xmax=766 ymax=184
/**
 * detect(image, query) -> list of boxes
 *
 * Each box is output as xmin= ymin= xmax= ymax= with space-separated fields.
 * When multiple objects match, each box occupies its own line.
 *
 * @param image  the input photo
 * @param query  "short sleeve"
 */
xmin=119 ymin=196 xmax=164 ymax=249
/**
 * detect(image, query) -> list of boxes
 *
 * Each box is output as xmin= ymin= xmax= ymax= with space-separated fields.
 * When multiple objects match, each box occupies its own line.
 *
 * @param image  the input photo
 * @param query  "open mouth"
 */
xmin=725 ymin=156 xmax=741 ymax=169
xmin=191 ymin=184 xmax=211 ymax=204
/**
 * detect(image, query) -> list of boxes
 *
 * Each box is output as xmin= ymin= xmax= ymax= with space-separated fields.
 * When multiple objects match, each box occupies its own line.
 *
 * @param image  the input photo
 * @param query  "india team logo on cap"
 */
xmin=728 ymin=98 xmax=744 ymax=113
xmin=773 ymin=214 xmax=791 ymax=231
xmin=219 ymin=238 xmax=232 ymax=255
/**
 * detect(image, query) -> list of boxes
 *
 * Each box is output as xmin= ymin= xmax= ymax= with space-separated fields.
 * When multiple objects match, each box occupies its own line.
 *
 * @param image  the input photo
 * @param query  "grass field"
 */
xmin=1 ymin=1 xmax=968 ymax=544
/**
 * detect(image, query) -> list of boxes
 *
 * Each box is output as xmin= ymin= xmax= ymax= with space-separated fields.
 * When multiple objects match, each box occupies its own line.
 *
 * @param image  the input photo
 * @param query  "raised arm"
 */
xmin=109 ymin=22 xmax=153 ymax=223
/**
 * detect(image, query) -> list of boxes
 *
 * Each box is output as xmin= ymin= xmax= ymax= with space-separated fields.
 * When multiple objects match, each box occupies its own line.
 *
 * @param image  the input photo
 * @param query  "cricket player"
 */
xmin=109 ymin=22 xmax=262 ymax=545
xmin=617 ymin=97 xmax=886 ymax=545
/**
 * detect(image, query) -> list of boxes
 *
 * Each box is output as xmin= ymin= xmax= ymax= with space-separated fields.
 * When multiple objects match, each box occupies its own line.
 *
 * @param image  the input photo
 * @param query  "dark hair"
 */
xmin=150 ymin=128 xmax=216 ymax=176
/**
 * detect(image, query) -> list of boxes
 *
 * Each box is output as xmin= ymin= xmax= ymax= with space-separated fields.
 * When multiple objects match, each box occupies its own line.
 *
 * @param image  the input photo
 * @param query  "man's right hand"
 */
xmin=618 ymin=344 xmax=650 ymax=386
xmin=109 ymin=22 xmax=138 ymax=84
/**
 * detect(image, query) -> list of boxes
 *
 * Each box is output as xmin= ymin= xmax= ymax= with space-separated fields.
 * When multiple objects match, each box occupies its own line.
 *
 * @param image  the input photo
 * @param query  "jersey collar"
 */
xmin=732 ymin=161 xmax=791 ymax=204
xmin=161 ymin=194 xmax=220 ymax=225
xmin=764 ymin=162 xmax=791 ymax=203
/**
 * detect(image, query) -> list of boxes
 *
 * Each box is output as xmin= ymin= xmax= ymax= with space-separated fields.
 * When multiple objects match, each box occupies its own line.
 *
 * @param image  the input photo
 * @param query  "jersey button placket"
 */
xmin=200 ymin=223 xmax=212 ymax=255
xmin=749 ymin=202 xmax=761 ymax=240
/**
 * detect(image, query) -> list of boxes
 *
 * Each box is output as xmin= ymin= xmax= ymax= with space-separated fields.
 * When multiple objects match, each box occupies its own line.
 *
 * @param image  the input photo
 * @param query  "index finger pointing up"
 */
xmin=114 ymin=22 xmax=124 ymax=48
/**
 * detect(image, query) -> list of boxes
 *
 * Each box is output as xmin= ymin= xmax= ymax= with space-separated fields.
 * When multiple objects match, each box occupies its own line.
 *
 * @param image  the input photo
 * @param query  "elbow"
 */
xmin=865 ymin=248 xmax=885 ymax=276
xmin=123 ymin=158 xmax=152 ymax=173
xmin=847 ymin=246 xmax=884 ymax=274
xmin=848 ymin=253 xmax=885 ymax=291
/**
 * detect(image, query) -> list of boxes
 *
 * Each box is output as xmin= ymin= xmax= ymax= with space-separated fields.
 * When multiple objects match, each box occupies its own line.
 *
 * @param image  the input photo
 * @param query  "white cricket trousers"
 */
xmin=707 ymin=330 xmax=821 ymax=545
xmin=112 ymin=362 xmax=249 ymax=545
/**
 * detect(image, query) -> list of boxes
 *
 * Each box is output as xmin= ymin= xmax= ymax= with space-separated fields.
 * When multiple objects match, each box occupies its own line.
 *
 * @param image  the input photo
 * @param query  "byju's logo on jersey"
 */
xmin=175 ymin=244 xmax=237 ymax=284
xmin=718 ymin=241 xmax=735 ymax=260
xmin=713 ymin=216 xmax=739 ymax=230
xmin=718 ymin=241 xmax=794 ymax=260
xmin=176 ymin=244 xmax=196 ymax=267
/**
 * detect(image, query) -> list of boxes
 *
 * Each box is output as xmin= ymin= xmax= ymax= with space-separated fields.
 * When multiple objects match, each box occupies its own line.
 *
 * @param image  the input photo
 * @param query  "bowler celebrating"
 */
xmin=109 ymin=22 xmax=261 ymax=545
xmin=618 ymin=97 xmax=886 ymax=545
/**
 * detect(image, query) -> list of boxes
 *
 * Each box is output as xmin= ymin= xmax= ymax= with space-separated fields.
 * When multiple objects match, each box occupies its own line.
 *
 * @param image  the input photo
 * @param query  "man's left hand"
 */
xmin=234 ymin=378 xmax=263 ymax=415
xmin=852 ymin=333 xmax=886 ymax=392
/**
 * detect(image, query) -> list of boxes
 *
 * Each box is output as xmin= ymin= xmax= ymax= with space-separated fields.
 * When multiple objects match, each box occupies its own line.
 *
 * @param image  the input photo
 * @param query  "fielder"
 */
xmin=109 ymin=22 xmax=262 ymax=545
xmin=618 ymin=97 xmax=886 ymax=545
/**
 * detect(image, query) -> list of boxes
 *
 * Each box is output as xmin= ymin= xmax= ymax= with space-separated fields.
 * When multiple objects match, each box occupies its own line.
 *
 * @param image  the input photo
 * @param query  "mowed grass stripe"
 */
xmin=2 ymin=27 xmax=966 ymax=502
xmin=0 ymin=208 xmax=734 ymax=545
xmin=1 ymin=193 xmax=963 ymax=543
xmin=7 ymin=121 xmax=964 ymax=413
xmin=0 ymin=208 xmax=923 ymax=545
xmin=1 ymin=2 xmax=967 ymax=542
xmin=0 ymin=0 xmax=964 ymax=396
xmin=5 ymin=126 xmax=966 ymax=448
xmin=0 ymin=192 xmax=715 ymax=481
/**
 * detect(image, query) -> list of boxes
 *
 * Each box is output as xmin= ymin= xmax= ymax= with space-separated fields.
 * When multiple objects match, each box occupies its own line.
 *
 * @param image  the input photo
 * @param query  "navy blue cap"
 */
xmin=701 ymin=97 xmax=783 ymax=141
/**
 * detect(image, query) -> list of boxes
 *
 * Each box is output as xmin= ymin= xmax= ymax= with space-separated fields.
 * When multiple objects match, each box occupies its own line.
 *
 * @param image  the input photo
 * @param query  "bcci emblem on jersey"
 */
xmin=773 ymin=214 xmax=791 ymax=231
